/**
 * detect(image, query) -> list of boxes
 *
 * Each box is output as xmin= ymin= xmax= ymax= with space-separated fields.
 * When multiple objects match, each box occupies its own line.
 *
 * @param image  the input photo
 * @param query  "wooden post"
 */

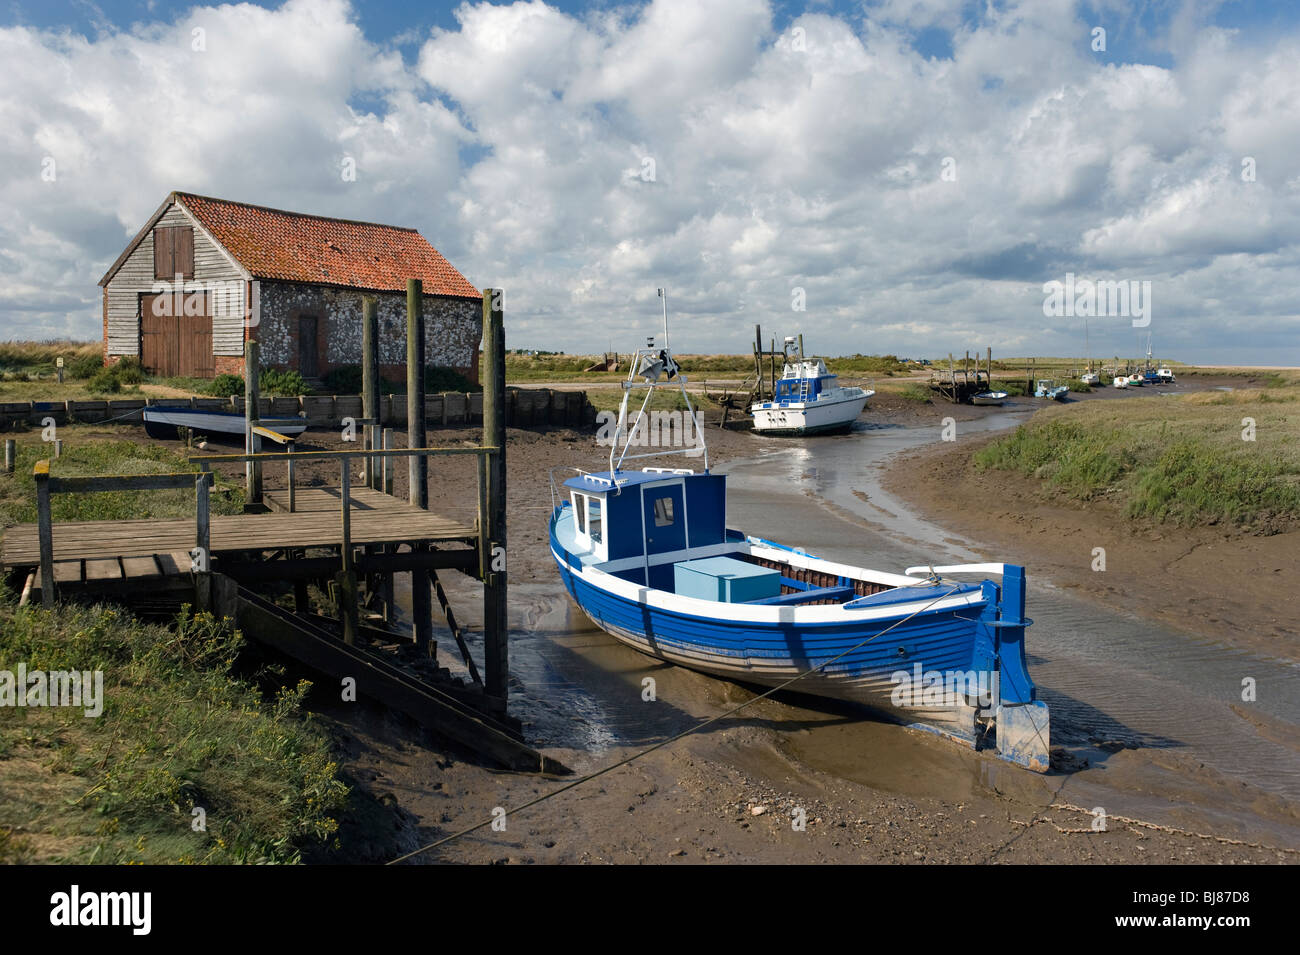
xmin=362 ymin=296 xmax=380 ymax=490
xmin=195 ymin=472 xmax=210 ymax=571
xmin=5 ymin=439 xmax=14 ymax=474
xmin=53 ymin=439 xmax=62 ymax=459
xmin=406 ymin=279 xmax=432 ymax=650
xmin=339 ymin=460 xmax=359 ymax=646
xmin=482 ymin=288 xmax=508 ymax=707
xmin=286 ymin=443 xmax=296 ymax=513
xmin=407 ymin=280 xmax=427 ymax=508
xmin=770 ymin=337 xmax=777 ymax=396
xmin=245 ymin=341 xmax=262 ymax=505
xmin=798 ymin=333 xmax=804 ymax=360
xmin=948 ymin=353 xmax=956 ymax=403
xmin=381 ymin=428 xmax=393 ymax=496
xmin=35 ymin=460 xmax=53 ymax=608
xmin=987 ymin=347 xmax=992 ymax=387
xmin=753 ymin=324 xmax=763 ymax=401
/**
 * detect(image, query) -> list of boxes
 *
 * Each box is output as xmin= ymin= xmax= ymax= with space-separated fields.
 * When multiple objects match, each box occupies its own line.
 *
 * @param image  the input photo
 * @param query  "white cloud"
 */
xmin=0 ymin=0 xmax=1297 ymax=364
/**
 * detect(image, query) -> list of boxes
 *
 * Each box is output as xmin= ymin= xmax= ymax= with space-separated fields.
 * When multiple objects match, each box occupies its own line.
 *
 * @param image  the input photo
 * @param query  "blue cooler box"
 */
xmin=673 ymin=556 xmax=780 ymax=603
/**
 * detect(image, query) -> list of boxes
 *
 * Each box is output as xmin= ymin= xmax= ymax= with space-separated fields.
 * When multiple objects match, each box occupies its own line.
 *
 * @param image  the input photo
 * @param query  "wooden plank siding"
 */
xmin=105 ymin=201 xmax=248 ymax=361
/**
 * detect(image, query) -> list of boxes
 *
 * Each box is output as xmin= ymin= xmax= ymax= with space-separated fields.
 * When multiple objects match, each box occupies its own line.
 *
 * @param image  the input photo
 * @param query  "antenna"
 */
xmin=657 ymin=287 xmax=669 ymax=352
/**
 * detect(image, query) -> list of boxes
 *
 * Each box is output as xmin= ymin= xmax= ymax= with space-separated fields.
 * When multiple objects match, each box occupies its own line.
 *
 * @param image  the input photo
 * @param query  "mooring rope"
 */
xmin=387 ymin=582 xmax=966 ymax=864
xmin=1018 ymin=802 xmax=1300 ymax=854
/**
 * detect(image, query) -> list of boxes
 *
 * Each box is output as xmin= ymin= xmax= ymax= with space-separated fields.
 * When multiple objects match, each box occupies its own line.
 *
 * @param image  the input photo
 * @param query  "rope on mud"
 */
xmin=1020 ymin=802 xmax=1300 ymax=854
xmin=387 ymin=583 xmax=965 ymax=864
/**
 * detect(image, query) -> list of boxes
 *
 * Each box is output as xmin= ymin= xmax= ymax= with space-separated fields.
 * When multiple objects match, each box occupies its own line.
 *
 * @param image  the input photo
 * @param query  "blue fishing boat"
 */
xmin=548 ymin=293 xmax=1050 ymax=770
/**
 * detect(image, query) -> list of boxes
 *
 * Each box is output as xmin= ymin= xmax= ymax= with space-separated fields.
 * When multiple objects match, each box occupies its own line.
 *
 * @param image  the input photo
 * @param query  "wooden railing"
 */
xmin=32 ymin=460 xmax=212 ymax=609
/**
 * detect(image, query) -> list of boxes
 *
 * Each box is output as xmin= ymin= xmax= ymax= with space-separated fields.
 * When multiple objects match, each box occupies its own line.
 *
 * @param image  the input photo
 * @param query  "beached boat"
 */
xmin=549 ymin=296 xmax=1050 ymax=771
xmin=1113 ymin=376 xmax=1130 ymax=389
xmin=750 ymin=344 xmax=872 ymax=436
xmin=1080 ymin=372 xmax=1100 ymax=386
xmin=142 ymin=406 xmax=307 ymax=442
xmin=1034 ymin=379 xmax=1069 ymax=400
xmin=971 ymin=391 xmax=1009 ymax=406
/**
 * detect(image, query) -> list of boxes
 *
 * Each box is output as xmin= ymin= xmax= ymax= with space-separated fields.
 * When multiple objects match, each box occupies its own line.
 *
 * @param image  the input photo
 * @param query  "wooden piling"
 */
xmin=381 ymin=428 xmax=393 ymax=496
xmin=4 ymin=439 xmax=13 ymax=474
xmin=53 ymin=439 xmax=62 ymax=459
xmin=195 ymin=472 xmax=210 ymax=567
xmin=245 ymin=341 xmax=262 ymax=505
xmin=362 ymin=296 xmax=380 ymax=491
xmin=482 ymin=288 xmax=508 ymax=706
xmin=35 ymin=460 xmax=53 ymax=608
xmin=406 ymin=279 xmax=432 ymax=651
xmin=339 ymin=461 xmax=359 ymax=645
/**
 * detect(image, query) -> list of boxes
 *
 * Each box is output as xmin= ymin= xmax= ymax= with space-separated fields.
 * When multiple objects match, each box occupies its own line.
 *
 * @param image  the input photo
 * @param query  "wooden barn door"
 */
xmin=140 ymin=292 xmax=215 ymax=378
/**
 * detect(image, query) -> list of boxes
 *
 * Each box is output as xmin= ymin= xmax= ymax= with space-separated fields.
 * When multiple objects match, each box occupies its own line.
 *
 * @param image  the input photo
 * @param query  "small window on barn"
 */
xmin=153 ymin=226 xmax=195 ymax=281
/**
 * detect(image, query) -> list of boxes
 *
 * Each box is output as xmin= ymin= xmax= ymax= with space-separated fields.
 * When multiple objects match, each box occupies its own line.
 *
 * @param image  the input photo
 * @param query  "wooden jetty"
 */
xmin=0 ymin=285 xmax=565 ymax=774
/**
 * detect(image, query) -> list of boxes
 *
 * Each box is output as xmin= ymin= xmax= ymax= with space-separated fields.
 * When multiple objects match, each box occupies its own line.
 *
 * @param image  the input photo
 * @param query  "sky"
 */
xmin=1 ymin=0 xmax=1298 ymax=365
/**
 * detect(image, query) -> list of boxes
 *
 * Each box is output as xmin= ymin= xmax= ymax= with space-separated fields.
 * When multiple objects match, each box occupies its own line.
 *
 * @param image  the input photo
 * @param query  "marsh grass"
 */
xmin=0 ymin=593 xmax=348 ymax=863
xmin=0 ymin=430 xmax=245 ymax=528
xmin=974 ymin=388 xmax=1300 ymax=531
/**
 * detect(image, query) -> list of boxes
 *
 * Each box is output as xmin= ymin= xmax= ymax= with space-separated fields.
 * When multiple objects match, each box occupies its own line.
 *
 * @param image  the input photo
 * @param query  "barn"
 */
xmin=99 ymin=191 xmax=482 ymax=384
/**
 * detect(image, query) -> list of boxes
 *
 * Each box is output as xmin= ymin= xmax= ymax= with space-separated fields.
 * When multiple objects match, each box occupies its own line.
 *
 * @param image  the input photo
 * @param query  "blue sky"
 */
xmin=2 ymin=0 xmax=1298 ymax=364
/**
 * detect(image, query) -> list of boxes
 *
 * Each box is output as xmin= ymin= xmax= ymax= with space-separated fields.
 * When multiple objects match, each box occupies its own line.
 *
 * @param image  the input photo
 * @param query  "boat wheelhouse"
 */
xmin=548 ymin=292 xmax=1050 ymax=770
xmin=751 ymin=351 xmax=873 ymax=436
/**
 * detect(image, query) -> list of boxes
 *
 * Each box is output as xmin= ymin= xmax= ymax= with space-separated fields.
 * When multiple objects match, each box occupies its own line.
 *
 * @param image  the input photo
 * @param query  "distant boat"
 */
xmin=143 ymin=406 xmax=307 ymax=442
xmin=1080 ymin=372 xmax=1100 ymax=385
xmin=750 ymin=347 xmax=872 ymax=436
xmin=1113 ymin=376 xmax=1130 ymax=389
xmin=1155 ymin=367 xmax=1177 ymax=383
xmin=971 ymin=391 xmax=1008 ymax=406
xmin=1034 ymin=379 xmax=1069 ymax=401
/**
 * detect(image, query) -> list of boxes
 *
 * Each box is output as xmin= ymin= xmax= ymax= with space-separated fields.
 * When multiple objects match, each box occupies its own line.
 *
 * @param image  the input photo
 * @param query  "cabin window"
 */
xmin=574 ymin=493 xmax=587 ymax=533
xmin=154 ymin=226 xmax=195 ymax=280
xmin=652 ymin=496 xmax=675 ymax=527
xmin=588 ymin=498 xmax=603 ymax=543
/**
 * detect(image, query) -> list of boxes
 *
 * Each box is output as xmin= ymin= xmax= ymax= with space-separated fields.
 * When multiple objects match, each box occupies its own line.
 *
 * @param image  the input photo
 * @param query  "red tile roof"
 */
xmin=175 ymin=192 xmax=479 ymax=298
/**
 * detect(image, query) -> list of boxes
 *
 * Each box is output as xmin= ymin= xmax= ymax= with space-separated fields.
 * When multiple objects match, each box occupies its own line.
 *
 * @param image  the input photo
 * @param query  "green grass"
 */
xmin=0 ymin=594 xmax=348 ymax=863
xmin=0 ymin=430 xmax=245 ymax=528
xmin=974 ymin=388 xmax=1300 ymax=531
xmin=898 ymin=383 xmax=933 ymax=402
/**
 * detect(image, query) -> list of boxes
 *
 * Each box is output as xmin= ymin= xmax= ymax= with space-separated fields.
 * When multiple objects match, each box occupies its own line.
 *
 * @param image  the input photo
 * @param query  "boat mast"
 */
xmin=608 ymin=288 xmax=708 ymax=475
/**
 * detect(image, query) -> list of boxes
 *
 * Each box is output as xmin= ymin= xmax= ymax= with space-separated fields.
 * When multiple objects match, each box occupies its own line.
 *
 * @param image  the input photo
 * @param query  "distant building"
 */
xmin=98 ymin=191 xmax=481 ymax=382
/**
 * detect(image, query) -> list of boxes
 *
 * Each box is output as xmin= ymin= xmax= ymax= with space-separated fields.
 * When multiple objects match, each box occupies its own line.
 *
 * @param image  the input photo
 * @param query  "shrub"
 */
xmin=87 ymin=368 xmax=122 ymax=393
xmin=67 ymin=353 xmax=104 ymax=379
xmin=259 ymin=368 xmax=311 ymax=396
xmin=206 ymin=374 xmax=245 ymax=397
xmin=321 ymin=365 xmax=364 ymax=395
xmin=425 ymin=367 xmax=479 ymax=394
xmin=114 ymin=356 xmax=145 ymax=385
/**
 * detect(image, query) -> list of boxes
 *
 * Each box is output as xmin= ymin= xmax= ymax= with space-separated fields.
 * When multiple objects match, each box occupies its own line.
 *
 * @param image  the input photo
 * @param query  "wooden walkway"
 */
xmin=0 ymin=487 xmax=475 ymax=571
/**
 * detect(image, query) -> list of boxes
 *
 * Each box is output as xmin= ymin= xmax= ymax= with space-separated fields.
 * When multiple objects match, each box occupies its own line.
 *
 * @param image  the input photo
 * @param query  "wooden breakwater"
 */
xmin=0 ymin=387 xmax=596 ymax=432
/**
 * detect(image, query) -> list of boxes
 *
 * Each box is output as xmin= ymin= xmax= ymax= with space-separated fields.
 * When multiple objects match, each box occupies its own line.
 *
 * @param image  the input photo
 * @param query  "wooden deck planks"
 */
xmin=0 ymin=487 xmax=475 ymax=568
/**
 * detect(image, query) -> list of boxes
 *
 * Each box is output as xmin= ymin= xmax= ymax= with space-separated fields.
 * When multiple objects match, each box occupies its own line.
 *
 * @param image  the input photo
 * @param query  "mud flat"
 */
xmin=62 ymin=403 xmax=1299 ymax=863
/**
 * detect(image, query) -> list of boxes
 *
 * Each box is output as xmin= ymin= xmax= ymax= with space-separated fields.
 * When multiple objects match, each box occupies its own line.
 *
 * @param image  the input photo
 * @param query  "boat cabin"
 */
xmin=560 ymin=468 xmax=735 ymax=590
xmin=762 ymin=359 xmax=837 ymax=407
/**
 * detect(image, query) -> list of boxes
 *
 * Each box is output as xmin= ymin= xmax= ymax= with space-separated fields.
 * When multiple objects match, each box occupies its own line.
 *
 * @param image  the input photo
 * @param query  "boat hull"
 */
xmin=142 ymin=407 xmax=307 ymax=442
xmin=549 ymin=512 xmax=1049 ymax=769
xmin=750 ymin=393 xmax=869 ymax=436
